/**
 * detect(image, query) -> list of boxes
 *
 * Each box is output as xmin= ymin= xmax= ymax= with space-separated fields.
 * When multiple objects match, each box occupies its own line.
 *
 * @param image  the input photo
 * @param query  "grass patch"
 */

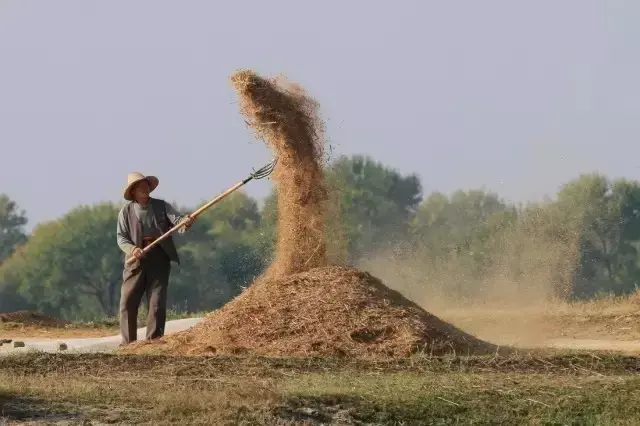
xmin=1 ymin=352 xmax=640 ymax=424
xmin=282 ymin=372 xmax=640 ymax=424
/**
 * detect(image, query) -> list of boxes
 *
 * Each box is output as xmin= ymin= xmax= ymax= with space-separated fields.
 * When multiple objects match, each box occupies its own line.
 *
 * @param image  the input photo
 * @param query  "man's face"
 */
xmin=132 ymin=180 xmax=150 ymax=203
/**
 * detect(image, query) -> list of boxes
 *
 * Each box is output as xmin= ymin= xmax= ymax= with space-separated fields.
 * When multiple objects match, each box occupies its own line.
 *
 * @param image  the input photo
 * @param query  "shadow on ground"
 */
xmin=0 ymin=390 xmax=80 ymax=423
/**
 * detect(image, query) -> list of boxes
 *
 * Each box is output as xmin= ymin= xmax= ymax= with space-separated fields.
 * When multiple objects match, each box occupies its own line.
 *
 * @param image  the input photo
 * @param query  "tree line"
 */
xmin=2 ymin=155 xmax=640 ymax=320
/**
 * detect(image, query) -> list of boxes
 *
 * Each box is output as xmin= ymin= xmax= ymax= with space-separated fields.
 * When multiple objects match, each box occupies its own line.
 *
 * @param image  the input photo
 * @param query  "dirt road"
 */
xmin=0 ymin=318 xmax=201 ymax=355
xmin=544 ymin=338 xmax=640 ymax=353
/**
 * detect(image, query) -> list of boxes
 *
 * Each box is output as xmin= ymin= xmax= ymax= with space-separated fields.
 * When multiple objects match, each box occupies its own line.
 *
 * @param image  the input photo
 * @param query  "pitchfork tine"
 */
xmin=250 ymin=157 xmax=277 ymax=180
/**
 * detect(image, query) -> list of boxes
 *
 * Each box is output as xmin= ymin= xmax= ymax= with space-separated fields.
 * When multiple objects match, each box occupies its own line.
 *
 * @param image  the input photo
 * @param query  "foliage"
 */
xmin=3 ymin=155 xmax=640 ymax=319
xmin=328 ymin=155 xmax=422 ymax=262
xmin=555 ymin=174 xmax=640 ymax=298
xmin=0 ymin=195 xmax=30 ymax=311
xmin=0 ymin=194 xmax=28 ymax=264
xmin=0 ymin=203 xmax=122 ymax=319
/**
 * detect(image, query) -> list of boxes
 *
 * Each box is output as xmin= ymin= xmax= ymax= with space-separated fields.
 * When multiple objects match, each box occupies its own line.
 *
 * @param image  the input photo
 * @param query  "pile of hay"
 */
xmin=129 ymin=266 xmax=497 ymax=357
xmin=123 ymin=70 xmax=498 ymax=358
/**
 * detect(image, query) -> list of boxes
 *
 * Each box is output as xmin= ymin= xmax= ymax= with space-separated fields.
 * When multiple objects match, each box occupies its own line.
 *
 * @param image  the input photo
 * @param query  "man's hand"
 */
xmin=131 ymin=247 xmax=144 ymax=260
xmin=183 ymin=215 xmax=195 ymax=229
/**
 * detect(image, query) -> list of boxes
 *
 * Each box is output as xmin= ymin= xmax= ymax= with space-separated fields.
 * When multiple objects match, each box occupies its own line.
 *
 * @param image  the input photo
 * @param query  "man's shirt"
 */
xmin=116 ymin=200 xmax=186 ymax=255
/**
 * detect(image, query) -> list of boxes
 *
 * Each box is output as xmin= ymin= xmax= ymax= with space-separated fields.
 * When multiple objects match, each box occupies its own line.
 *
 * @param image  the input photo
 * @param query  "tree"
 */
xmin=410 ymin=189 xmax=514 ymax=262
xmin=401 ymin=189 xmax=517 ymax=301
xmin=0 ymin=194 xmax=28 ymax=264
xmin=0 ymin=245 xmax=35 ymax=313
xmin=2 ymin=203 xmax=122 ymax=319
xmin=325 ymin=155 xmax=423 ymax=262
xmin=555 ymin=174 xmax=640 ymax=297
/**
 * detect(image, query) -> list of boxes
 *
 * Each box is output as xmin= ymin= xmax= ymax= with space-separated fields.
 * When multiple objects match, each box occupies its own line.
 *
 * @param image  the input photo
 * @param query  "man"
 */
xmin=116 ymin=172 xmax=195 ymax=345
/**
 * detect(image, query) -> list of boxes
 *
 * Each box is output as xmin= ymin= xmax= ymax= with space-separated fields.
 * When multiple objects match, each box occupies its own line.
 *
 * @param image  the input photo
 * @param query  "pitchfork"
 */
xmin=125 ymin=157 xmax=277 ymax=266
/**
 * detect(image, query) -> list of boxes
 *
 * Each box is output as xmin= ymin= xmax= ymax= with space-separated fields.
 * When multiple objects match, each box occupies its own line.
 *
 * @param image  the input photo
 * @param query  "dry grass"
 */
xmin=2 ymin=352 xmax=640 ymax=424
xmin=0 ymin=366 xmax=277 ymax=424
xmin=4 ymin=351 xmax=640 ymax=376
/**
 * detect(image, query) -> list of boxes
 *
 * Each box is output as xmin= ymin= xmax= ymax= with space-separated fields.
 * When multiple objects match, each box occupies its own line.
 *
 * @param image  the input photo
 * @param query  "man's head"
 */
xmin=124 ymin=172 xmax=159 ymax=202
xmin=131 ymin=179 xmax=151 ymax=204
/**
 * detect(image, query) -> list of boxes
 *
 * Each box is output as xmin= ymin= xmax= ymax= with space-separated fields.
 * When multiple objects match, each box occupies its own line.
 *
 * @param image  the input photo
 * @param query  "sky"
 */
xmin=0 ymin=1 xmax=639 ymax=229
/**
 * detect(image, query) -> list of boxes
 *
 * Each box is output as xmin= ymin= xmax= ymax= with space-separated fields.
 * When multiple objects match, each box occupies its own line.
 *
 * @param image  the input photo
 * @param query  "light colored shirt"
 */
xmin=116 ymin=200 xmax=187 ymax=255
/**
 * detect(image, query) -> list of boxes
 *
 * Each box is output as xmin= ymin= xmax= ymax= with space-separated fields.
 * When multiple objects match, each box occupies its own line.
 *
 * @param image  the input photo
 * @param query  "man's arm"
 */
xmin=164 ymin=202 xmax=187 ymax=226
xmin=164 ymin=201 xmax=193 ymax=232
xmin=116 ymin=208 xmax=136 ymax=255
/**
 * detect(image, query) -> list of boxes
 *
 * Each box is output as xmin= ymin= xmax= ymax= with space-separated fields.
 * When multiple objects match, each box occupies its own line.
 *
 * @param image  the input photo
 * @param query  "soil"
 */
xmin=0 ymin=311 xmax=70 ymax=327
xmin=0 ymin=311 xmax=117 ymax=339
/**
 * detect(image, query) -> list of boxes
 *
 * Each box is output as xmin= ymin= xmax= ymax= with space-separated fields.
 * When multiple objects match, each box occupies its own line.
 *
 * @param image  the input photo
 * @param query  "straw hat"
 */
xmin=123 ymin=172 xmax=159 ymax=201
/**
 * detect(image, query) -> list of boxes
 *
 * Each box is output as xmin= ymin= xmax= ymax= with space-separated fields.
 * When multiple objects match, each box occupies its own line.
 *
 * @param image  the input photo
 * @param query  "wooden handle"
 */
xmin=124 ymin=179 xmax=248 ymax=266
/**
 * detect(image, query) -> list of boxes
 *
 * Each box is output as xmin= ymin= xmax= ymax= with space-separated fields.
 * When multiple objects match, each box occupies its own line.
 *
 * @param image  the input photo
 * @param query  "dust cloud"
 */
xmin=355 ymin=221 xmax=584 ymax=347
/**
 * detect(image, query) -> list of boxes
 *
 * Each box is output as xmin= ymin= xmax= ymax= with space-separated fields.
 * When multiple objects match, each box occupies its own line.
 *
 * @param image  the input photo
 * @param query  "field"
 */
xmin=2 ymin=350 xmax=640 ymax=425
xmin=2 ymin=300 xmax=640 ymax=425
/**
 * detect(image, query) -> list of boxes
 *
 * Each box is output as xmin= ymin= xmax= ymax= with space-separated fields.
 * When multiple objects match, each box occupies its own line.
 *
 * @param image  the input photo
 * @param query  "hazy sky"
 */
xmin=1 ymin=1 xmax=639 ymax=228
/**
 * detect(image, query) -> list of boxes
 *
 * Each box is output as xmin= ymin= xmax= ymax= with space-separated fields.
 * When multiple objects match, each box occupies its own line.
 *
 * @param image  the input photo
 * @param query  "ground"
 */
xmin=0 ymin=322 xmax=117 ymax=339
xmin=436 ymin=299 xmax=640 ymax=351
xmin=1 ymin=302 xmax=640 ymax=424
xmin=2 ymin=351 xmax=640 ymax=425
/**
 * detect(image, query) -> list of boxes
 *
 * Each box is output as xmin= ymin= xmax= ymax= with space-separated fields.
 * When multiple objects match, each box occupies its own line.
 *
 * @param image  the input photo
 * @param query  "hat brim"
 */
xmin=124 ymin=176 xmax=159 ymax=201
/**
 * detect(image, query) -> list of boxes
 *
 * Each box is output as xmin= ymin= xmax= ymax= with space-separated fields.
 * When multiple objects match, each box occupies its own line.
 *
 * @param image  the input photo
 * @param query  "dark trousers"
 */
xmin=119 ymin=247 xmax=171 ymax=344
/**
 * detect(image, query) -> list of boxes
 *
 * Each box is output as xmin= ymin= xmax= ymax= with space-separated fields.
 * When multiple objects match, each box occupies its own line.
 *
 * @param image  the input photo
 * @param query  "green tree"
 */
xmin=2 ymin=203 xmax=122 ymax=319
xmin=410 ymin=189 xmax=514 ymax=262
xmin=323 ymin=155 xmax=424 ymax=262
xmin=335 ymin=155 xmax=421 ymax=260
xmin=404 ymin=189 xmax=516 ymax=300
xmin=0 ymin=245 xmax=35 ymax=313
xmin=555 ymin=174 xmax=640 ymax=297
xmin=0 ymin=194 xmax=28 ymax=264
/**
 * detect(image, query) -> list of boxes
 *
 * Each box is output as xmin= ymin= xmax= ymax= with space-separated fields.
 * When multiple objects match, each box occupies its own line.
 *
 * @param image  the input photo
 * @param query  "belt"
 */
xmin=142 ymin=237 xmax=157 ymax=248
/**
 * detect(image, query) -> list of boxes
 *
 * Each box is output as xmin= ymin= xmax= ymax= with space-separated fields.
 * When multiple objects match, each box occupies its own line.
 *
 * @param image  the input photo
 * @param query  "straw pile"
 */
xmin=122 ymin=70 xmax=498 ymax=358
xmin=126 ymin=266 xmax=497 ymax=357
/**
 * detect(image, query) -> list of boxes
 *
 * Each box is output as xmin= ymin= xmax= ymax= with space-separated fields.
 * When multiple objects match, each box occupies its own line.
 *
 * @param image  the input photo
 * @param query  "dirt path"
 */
xmin=437 ymin=307 xmax=640 ymax=347
xmin=543 ymin=338 xmax=640 ymax=353
xmin=0 ymin=318 xmax=202 ymax=355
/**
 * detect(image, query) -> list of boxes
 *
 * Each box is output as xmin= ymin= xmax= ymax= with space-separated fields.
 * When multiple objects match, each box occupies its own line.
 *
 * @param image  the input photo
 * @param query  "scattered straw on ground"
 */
xmin=122 ymin=266 xmax=499 ymax=357
xmin=230 ymin=69 xmax=329 ymax=278
xmin=0 ymin=311 xmax=69 ymax=327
